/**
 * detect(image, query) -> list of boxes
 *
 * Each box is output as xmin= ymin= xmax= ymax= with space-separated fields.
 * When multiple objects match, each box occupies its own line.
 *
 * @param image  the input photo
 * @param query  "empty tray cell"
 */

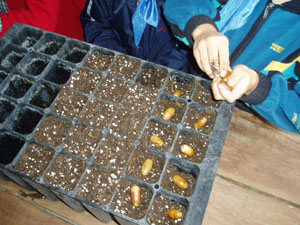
xmin=68 ymin=69 xmax=102 ymax=94
xmin=14 ymin=143 xmax=55 ymax=177
xmin=138 ymin=63 xmax=169 ymax=89
xmin=45 ymin=61 xmax=74 ymax=84
xmin=29 ymin=81 xmax=60 ymax=108
xmin=12 ymin=26 xmax=43 ymax=48
xmin=44 ymin=153 xmax=86 ymax=191
xmin=122 ymin=85 xmax=158 ymax=113
xmin=79 ymin=99 xmax=116 ymax=130
xmin=109 ymin=108 xmax=147 ymax=140
xmin=77 ymin=165 xmax=121 ymax=205
xmin=23 ymin=52 xmax=50 ymax=76
xmin=62 ymin=39 xmax=90 ymax=63
xmin=193 ymin=80 xmax=221 ymax=108
xmin=12 ymin=106 xmax=43 ymax=135
xmin=164 ymin=72 xmax=195 ymax=99
xmin=183 ymin=106 xmax=217 ymax=134
xmin=52 ymin=85 xmax=88 ymax=119
xmin=0 ymin=131 xmax=25 ymax=165
xmin=111 ymin=178 xmax=153 ymax=220
xmin=108 ymin=55 xmax=141 ymax=80
xmin=38 ymin=33 xmax=66 ymax=55
xmin=161 ymin=161 xmax=199 ymax=197
xmin=0 ymin=69 xmax=8 ymax=84
xmin=62 ymin=125 xmax=102 ymax=159
xmin=0 ymin=97 xmax=15 ymax=123
xmin=84 ymin=48 xmax=114 ymax=71
xmin=93 ymin=135 xmax=135 ymax=170
xmin=94 ymin=76 xmax=131 ymax=103
xmin=147 ymin=195 xmax=187 ymax=225
xmin=140 ymin=119 xmax=177 ymax=153
xmin=0 ymin=45 xmax=27 ymax=70
xmin=126 ymin=146 xmax=165 ymax=184
xmin=4 ymin=75 xmax=32 ymax=99
xmin=33 ymin=115 xmax=72 ymax=147
xmin=152 ymin=97 xmax=187 ymax=124
xmin=173 ymin=130 xmax=209 ymax=164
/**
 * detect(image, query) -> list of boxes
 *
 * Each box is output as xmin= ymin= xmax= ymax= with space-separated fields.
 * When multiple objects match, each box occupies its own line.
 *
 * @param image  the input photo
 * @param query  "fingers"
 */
xmin=218 ymin=37 xmax=230 ymax=77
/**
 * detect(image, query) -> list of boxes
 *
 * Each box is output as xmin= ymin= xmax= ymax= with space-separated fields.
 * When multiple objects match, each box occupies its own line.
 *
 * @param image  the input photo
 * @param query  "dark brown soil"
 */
xmin=126 ymin=146 xmax=165 ymax=184
xmin=182 ymin=108 xmax=217 ymax=134
xmin=147 ymin=195 xmax=186 ymax=225
xmin=164 ymin=76 xmax=195 ymax=99
xmin=138 ymin=67 xmax=168 ymax=89
xmin=62 ymin=125 xmax=102 ymax=159
xmin=109 ymin=108 xmax=147 ymax=139
xmin=93 ymin=136 xmax=134 ymax=170
xmin=84 ymin=52 xmax=114 ymax=72
xmin=111 ymin=178 xmax=152 ymax=220
xmin=173 ymin=132 xmax=209 ymax=164
xmin=78 ymin=99 xmax=116 ymax=130
xmin=152 ymin=98 xmax=186 ymax=124
xmin=67 ymin=69 xmax=102 ymax=94
xmin=34 ymin=116 xmax=72 ymax=147
xmin=77 ymin=165 xmax=121 ymax=206
xmin=108 ymin=55 xmax=141 ymax=80
xmin=94 ymin=76 xmax=131 ymax=103
xmin=161 ymin=163 xmax=196 ymax=197
xmin=14 ymin=143 xmax=55 ymax=177
xmin=140 ymin=120 xmax=177 ymax=153
xmin=122 ymin=85 xmax=158 ymax=113
xmin=193 ymin=83 xmax=221 ymax=108
xmin=52 ymin=85 xmax=88 ymax=119
xmin=44 ymin=154 xmax=85 ymax=191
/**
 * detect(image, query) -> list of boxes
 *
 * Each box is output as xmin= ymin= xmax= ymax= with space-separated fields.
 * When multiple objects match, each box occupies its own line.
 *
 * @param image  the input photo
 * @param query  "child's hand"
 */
xmin=192 ymin=24 xmax=230 ymax=79
xmin=211 ymin=65 xmax=259 ymax=103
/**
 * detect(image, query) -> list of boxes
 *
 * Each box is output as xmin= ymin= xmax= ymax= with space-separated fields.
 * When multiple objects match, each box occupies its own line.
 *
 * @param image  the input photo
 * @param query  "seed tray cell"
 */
xmin=0 ymin=24 xmax=234 ymax=225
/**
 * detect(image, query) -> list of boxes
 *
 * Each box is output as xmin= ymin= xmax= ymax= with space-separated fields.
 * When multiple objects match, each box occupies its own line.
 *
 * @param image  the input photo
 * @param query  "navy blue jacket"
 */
xmin=80 ymin=0 xmax=190 ymax=72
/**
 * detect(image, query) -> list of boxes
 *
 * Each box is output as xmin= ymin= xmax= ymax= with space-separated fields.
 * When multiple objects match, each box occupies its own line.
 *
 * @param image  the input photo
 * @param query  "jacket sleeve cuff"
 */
xmin=240 ymin=71 xmax=272 ymax=105
xmin=184 ymin=15 xmax=218 ymax=47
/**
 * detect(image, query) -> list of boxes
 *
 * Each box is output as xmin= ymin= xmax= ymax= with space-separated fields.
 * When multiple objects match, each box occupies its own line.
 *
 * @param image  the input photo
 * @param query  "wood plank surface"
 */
xmin=218 ymin=108 xmax=300 ymax=206
xmin=203 ymin=176 xmax=300 ymax=225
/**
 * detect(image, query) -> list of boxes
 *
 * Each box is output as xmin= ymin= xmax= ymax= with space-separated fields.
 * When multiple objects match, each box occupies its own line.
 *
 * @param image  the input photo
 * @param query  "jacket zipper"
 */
xmin=230 ymin=1 xmax=276 ymax=65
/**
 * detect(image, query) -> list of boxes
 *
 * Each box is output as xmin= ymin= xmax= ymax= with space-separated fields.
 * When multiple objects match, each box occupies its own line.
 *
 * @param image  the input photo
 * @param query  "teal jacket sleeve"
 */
xmin=163 ymin=0 xmax=220 ymax=46
xmin=241 ymin=69 xmax=300 ymax=134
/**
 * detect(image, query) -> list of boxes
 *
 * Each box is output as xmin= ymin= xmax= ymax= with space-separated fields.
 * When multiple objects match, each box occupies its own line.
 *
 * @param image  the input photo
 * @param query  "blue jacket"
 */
xmin=163 ymin=0 xmax=300 ymax=134
xmin=80 ymin=0 xmax=190 ymax=72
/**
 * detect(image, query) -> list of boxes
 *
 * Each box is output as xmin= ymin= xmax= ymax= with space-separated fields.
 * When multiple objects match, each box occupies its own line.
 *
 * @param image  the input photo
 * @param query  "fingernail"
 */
xmin=220 ymin=71 xmax=226 ymax=77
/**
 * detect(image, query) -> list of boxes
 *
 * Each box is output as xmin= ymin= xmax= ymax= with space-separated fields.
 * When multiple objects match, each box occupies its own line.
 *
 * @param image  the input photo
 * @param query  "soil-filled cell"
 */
xmin=12 ymin=107 xmax=43 ymax=135
xmin=52 ymin=85 xmax=88 ymax=119
xmin=164 ymin=74 xmax=195 ymax=99
xmin=77 ymin=165 xmax=121 ymax=205
xmin=84 ymin=50 xmax=114 ymax=71
xmin=44 ymin=154 xmax=85 ymax=191
xmin=25 ymin=58 xmax=49 ymax=76
xmin=138 ymin=65 xmax=168 ymax=89
xmin=111 ymin=178 xmax=153 ymax=220
xmin=108 ymin=55 xmax=141 ymax=80
xmin=0 ymin=132 xmax=25 ymax=165
xmin=4 ymin=75 xmax=32 ymax=99
xmin=93 ymin=136 xmax=134 ymax=170
xmin=34 ymin=116 xmax=72 ymax=147
xmin=193 ymin=82 xmax=221 ymax=108
xmin=62 ymin=125 xmax=102 ymax=159
xmin=45 ymin=62 xmax=74 ymax=84
xmin=15 ymin=143 xmax=55 ymax=177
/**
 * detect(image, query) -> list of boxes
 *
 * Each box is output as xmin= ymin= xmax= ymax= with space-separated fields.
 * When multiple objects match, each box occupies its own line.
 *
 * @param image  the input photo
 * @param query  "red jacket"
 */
xmin=0 ymin=0 xmax=85 ymax=40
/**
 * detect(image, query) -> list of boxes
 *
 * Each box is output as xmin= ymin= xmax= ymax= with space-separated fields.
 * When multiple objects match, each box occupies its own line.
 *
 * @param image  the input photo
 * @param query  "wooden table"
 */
xmin=1 ymin=108 xmax=300 ymax=225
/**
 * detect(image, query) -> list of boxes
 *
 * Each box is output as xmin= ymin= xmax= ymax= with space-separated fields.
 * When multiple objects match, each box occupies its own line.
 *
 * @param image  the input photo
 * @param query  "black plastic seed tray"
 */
xmin=0 ymin=23 xmax=234 ymax=225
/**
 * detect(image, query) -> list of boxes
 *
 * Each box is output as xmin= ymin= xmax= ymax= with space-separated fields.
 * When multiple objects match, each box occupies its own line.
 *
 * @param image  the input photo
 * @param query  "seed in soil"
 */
xmin=150 ymin=135 xmax=164 ymax=147
xmin=194 ymin=116 xmax=207 ymax=129
xmin=130 ymin=185 xmax=141 ymax=207
xmin=173 ymin=175 xmax=188 ymax=189
xmin=168 ymin=209 xmax=183 ymax=220
xmin=180 ymin=144 xmax=195 ymax=157
xmin=141 ymin=158 xmax=153 ymax=176
xmin=163 ymin=107 xmax=175 ymax=121
xmin=173 ymin=90 xmax=182 ymax=97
